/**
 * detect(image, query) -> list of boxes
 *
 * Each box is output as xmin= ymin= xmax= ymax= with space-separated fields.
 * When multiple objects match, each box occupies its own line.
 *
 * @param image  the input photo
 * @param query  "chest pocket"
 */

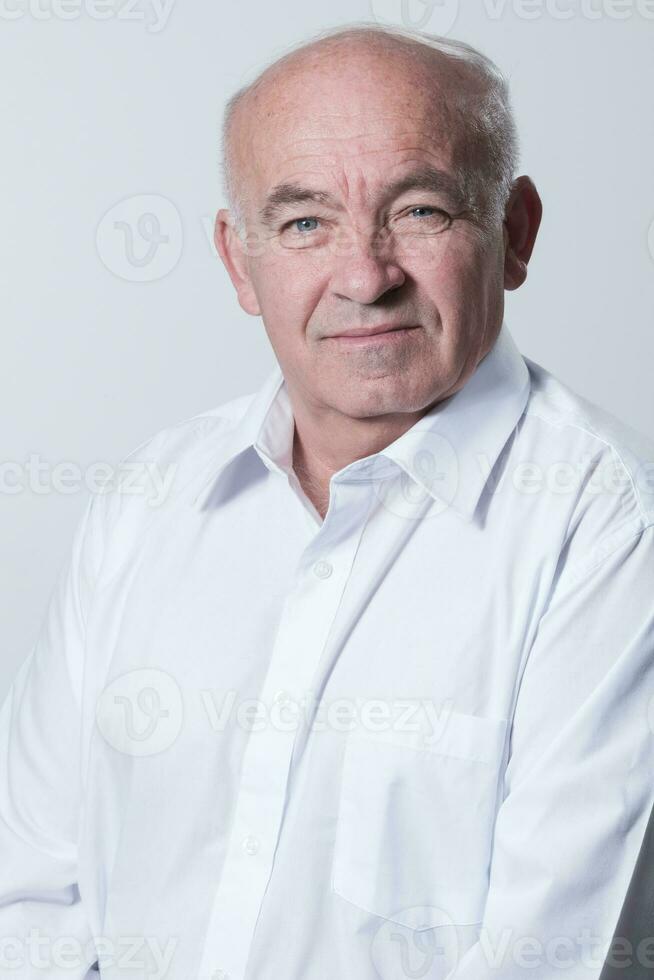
xmin=331 ymin=710 xmax=508 ymax=930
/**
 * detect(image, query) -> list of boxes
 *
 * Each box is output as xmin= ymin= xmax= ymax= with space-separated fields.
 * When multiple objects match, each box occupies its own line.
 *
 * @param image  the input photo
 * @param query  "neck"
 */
xmin=287 ymin=325 xmax=502 ymax=519
xmin=290 ymin=401 xmax=428 ymax=521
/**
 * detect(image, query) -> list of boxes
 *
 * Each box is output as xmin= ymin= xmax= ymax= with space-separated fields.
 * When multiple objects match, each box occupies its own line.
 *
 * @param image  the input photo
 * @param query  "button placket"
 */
xmin=197 ymin=482 xmax=374 ymax=980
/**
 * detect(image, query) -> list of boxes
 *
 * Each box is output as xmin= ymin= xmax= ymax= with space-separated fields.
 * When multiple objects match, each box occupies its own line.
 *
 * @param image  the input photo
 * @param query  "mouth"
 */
xmin=327 ymin=325 xmax=420 ymax=345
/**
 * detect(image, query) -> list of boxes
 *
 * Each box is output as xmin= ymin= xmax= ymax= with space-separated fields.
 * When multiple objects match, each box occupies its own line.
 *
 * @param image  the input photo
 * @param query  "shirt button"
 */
xmin=313 ymin=559 xmax=333 ymax=579
xmin=242 ymin=834 xmax=260 ymax=856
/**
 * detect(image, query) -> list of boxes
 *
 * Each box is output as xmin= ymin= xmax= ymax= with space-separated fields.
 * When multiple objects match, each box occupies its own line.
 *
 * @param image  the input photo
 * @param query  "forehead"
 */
xmin=235 ymin=50 xmax=466 ymax=204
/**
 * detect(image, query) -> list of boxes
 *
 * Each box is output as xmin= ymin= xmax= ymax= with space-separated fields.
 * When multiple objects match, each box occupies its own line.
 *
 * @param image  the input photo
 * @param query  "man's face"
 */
xmin=221 ymin=45 xmax=512 ymax=422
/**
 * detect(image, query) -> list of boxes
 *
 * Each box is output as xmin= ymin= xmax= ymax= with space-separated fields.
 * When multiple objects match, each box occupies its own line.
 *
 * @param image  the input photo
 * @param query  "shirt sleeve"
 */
xmin=448 ymin=522 xmax=654 ymax=980
xmin=0 ymin=491 xmax=105 ymax=979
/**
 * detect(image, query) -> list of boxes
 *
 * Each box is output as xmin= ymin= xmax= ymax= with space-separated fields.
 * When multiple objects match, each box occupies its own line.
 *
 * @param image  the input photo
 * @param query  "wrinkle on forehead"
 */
xmin=237 ymin=75 xmax=472 ymax=219
xmin=229 ymin=39 xmax=479 ymax=214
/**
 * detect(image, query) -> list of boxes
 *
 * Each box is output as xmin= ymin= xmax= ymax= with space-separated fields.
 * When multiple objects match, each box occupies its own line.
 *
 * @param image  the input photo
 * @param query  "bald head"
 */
xmin=220 ymin=24 xmax=519 ymax=234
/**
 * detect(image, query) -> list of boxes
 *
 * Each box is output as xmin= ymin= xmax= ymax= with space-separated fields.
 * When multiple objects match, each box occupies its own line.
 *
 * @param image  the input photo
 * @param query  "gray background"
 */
xmin=1 ymin=0 xmax=653 ymax=700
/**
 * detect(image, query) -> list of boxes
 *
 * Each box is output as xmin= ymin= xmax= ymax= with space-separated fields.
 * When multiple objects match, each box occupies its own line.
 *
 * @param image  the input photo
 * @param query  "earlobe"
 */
xmin=504 ymin=255 xmax=528 ymax=291
xmin=213 ymin=209 xmax=261 ymax=316
xmin=502 ymin=176 xmax=543 ymax=292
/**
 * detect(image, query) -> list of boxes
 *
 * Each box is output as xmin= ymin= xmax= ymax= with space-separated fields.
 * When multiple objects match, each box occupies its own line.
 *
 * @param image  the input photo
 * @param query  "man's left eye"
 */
xmin=397 ymin=206 xmax=453 ymax=233
xmin=409 ymin=206 xmax=444 ymax=219
xmin=293 ymin=217 xmax=319 ymax=232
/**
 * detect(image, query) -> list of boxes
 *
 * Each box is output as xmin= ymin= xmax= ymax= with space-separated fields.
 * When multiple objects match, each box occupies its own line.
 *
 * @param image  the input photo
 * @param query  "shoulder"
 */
xmin=88 ymin=388 xmax=258 ymax=540
xmin=119 ymin=390 xmax=256 ymax=490
xmin=516 ymin=353 xmax=654 ymax=574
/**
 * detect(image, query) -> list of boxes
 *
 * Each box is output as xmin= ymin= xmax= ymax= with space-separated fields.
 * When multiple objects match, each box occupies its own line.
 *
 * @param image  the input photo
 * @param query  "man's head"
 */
xmin=214 ymin=23 xmax=541 ymax=431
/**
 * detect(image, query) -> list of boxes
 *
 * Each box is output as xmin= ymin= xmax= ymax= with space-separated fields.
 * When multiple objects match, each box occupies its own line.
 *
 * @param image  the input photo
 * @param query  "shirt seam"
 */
xmin=523 ymin=408 xmax=650 ymax=524
xmin=561 ymin=518 xmax=654 ymax=586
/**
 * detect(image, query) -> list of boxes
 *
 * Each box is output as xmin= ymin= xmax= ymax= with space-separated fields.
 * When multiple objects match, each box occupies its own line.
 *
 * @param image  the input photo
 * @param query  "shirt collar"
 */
xmin=192 ymin=321 xmax=531 ymax=523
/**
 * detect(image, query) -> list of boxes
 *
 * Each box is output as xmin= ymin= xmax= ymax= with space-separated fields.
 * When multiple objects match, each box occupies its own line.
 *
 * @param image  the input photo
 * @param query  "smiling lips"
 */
xmin=328 ymin=323 xmax=419 ymax=341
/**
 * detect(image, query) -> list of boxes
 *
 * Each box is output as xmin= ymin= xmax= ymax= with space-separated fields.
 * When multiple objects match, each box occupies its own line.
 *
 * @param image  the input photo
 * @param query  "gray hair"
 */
xmin=220 ymin=22 xmax=520 ymax=236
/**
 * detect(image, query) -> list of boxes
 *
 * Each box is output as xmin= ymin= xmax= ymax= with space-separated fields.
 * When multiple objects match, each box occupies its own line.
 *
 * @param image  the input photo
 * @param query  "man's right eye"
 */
xmin=287 ymin=217 xmax=320 ymax=233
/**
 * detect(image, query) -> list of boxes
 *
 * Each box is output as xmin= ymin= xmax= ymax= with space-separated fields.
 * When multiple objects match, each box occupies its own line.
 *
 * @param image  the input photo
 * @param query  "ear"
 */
xmin=214 ymin=208 xmax=261 ymax=316
xmin=502 ymin=176 xmax=543 ymax=291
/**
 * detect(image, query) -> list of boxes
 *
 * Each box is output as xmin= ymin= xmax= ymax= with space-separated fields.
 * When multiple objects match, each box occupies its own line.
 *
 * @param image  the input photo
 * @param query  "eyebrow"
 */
xmin=258 ymin=166 xmax=467 ymax=227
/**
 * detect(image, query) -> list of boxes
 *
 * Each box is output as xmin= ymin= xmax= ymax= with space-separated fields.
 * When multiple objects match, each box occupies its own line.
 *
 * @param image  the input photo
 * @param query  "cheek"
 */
xmin=249 ymin=255 xmax=326 ymax=347
xmin=412 ymin=236 xmax=497 ymax=311
xmin=401 ymin=250 xmax=472 ymax=318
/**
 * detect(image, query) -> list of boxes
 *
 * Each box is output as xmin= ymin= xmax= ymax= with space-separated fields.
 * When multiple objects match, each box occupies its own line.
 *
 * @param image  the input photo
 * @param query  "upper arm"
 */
xmin=0 ymin=490 xmax=105 ymax=977
xmin=450 ymin=524 xmax=654 ymax=979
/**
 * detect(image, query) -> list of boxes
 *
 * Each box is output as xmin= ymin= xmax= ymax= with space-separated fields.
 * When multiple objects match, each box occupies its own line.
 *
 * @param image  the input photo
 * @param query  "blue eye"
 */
xmin=294 ymin=217 xmax=319 ymax=233
xmin=402 ymin=206 xmax=452 ymax=233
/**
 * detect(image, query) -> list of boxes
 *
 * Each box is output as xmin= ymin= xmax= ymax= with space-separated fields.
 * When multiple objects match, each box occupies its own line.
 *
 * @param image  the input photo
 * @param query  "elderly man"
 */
xmin=1 ymin=21 xmax=653 ymax=980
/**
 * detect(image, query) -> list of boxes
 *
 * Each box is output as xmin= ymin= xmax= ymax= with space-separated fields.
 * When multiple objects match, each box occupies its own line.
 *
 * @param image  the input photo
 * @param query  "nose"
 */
xmin=329 ymin=227 xmax=406 ymax=305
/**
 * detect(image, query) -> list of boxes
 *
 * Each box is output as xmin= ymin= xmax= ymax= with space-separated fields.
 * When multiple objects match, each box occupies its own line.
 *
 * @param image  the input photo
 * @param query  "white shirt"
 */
xmin=2 ymin=321 xmax=654 ymax=980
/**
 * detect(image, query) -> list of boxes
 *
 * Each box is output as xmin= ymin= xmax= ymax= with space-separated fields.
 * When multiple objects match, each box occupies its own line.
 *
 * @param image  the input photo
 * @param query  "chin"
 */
xmin=336 ymin=385 xmax=427 ymax=420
